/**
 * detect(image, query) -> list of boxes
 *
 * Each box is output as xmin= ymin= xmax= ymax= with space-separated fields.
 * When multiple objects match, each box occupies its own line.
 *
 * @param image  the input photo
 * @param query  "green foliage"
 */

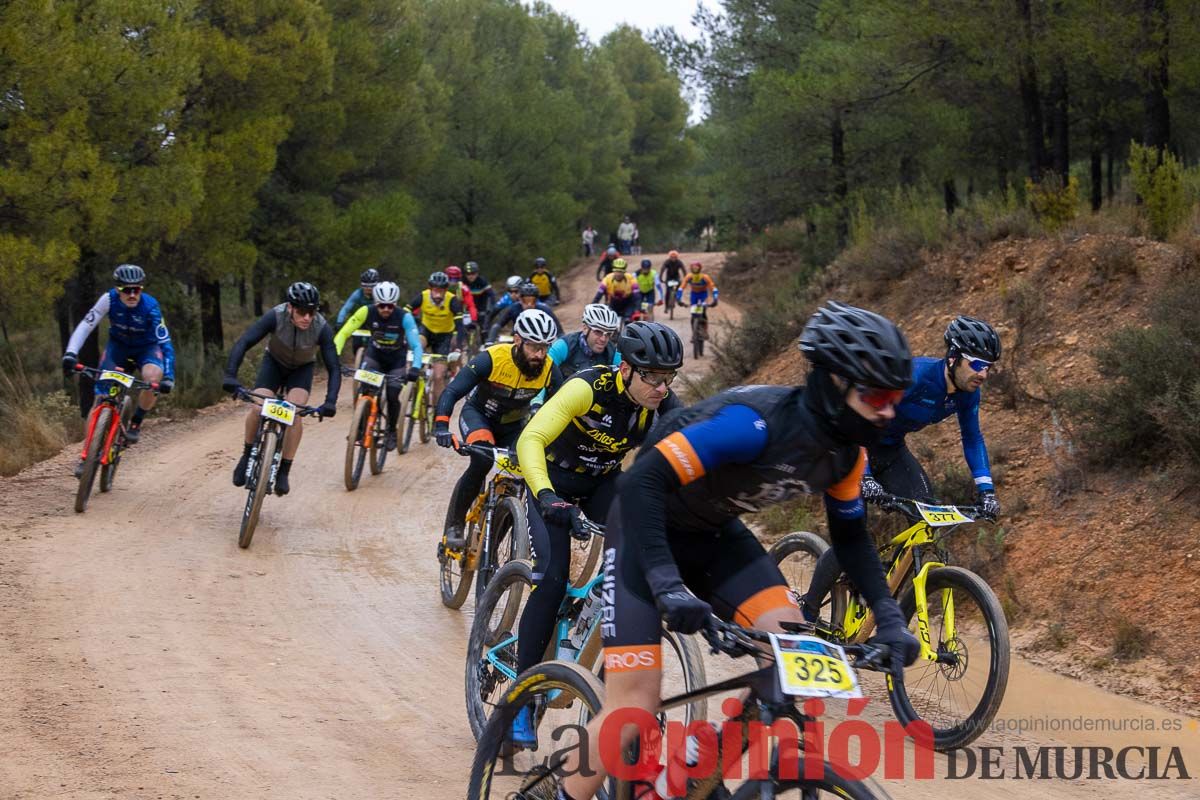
xmin=1128 ymin=142 xmax=1190 ymax=240
xmin=1025 ymin=176 xmax=1079 ymax=231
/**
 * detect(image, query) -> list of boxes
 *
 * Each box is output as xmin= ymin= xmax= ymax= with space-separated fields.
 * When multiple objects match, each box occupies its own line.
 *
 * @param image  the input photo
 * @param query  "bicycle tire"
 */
xmin=419 ymin=380 xmax=432 ymax=444
xmin=238 ymin=429 xmax=277 ymax=549
xmin=571 ymin=530 xmax=605 ymax=590
xmin=100 ymin=397 xmax=134 ymax=493
xmin=395 ymin=381 xmax=414 ymax=455
xmin=403 ymin=380 xmax=421 ymax=453
xmin=475 ymin=494 xmax=530 ymax=605
xmin=369 ymin=394 xmax=387 ymax=475
xmin=465 ymin=558 xmax=534 ymax=740
xmin=691 ymin=316 xmax=702 ymax=359
xmin=890 ymin=565 xmax=1010 ymax=751
xmin=769 ymin=531 xmax=831 ymax=624
xmin=729 ymin=765 xmax=892 ymax=799
xmin=343 ymin=396 xmax=371 ymax=491
xmin=467 ymin=661 xmax=605 ymax=800
xmin=74 ymin=405 xmax=112 ymax=513
xmin=439 ymin=537 xmax=476 ymax=610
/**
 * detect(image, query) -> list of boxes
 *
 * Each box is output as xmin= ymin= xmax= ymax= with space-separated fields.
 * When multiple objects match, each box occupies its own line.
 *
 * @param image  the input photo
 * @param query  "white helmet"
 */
xmin=505 ymin=275 xmax=524 ymax=291
xmin=582 ymin=303 xmax=620 ymax=332
xmin=513 ymin=308 xmax=557 ymax=344
xmin=373 ymin=281 xmax=400 ymax=305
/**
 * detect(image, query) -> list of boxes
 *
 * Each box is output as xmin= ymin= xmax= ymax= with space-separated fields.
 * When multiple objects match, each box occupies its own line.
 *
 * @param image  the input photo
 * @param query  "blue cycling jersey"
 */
xmin=67 ymin=289 xmax=176 ymax=379
xmin=878 ymin=356 xmax=993 ymax=491
xmin=336 ymin=287 xmax=369 ymax=326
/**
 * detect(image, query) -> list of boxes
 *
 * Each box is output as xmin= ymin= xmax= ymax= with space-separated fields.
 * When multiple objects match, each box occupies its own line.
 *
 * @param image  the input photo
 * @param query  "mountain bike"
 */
xmin=464 ymin=524 xmax=706 ymax=742
xmin=770 ymin=493 xmax=1010 ymax=750
xmin=342 ymin=365 xmax=411 ymax=490
xmin=71 ymin=364 xmax=160 ymax=513
xmin=689 ymin=303 xmax=710 ymax=359
xmin=231 ymin=387 xmax=324 ymax=549
xmin=438 ymin=442 xmax=531 ymax=609
xmin=467 ymin=617 xmax=896 ymax=800
xmin=665 ymin=279 xmax=679 ymax=319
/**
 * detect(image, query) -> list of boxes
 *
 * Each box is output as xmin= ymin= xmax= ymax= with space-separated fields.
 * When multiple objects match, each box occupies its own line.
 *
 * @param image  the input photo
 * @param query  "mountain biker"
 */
xmin=528 ymin=257 xmax=560 ymax=305
xmin=553 ymin=301 xmax=921 ymax=800
xmin=445 ymin=265 xmax=478 ymax=328
xmin=486 ymin=282 xmax=563 ymax=345
xmin=406 ymin=271 xmax=466 ymax=410
xmin=634 ymin=259 xmax=661 ymax=321
xmin=510 ymin=322 xmax=684 ymax=748
xmin=593 ymin=259 xmax=638 ymax=323
xmin=332 ymin=281 xmax=424 ymax=452
xmin=222 ymin=282 xmax=340 ymax=496
xmin=547 ymin=303 xmax=622 ymax=380
xmin=434 ymin=309 xmax=564 ymax=548
xmin=800 ymin=315 xmax=1003 ymax=618
xmin=594 ymin=245 xmax=619 ymax=281
xmin=485 ymin=275 xmax=524 ymax=331
xmin=336 ymin=268 xmax=381 ymax=361
xmin=659 ymin=250 xmax=685 ymax=287
xmin=681 ymin=260 xmax=718 ymax=308
xmin=463 ymin=262 xmax=495 ymax=320
xmin=62 ymin=264 xmax=176 ymax=455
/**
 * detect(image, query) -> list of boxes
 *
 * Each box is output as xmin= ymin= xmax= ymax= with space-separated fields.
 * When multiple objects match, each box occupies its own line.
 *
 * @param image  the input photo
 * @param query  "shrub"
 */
xmin=1128 ymin=142 xmax=1191 ymax=240
xmin=834 ymin=226 xmax=926 ymax=295
xmin=1025 ymin=175 xmax=1079 ymax=231
xmin=0 ymin=350 xmax=81 ymax=476
xmin=1112 ymin=620 xmax=1153 ymax=661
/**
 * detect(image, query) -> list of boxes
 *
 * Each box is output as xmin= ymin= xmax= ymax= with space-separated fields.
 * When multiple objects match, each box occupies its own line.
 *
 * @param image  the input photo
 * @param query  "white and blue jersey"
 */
xmin=67 ymin=290 xmax=176 ymax=385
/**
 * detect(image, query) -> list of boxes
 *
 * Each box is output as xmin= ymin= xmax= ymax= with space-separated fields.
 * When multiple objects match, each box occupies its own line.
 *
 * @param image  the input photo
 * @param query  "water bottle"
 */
xmin=654 ymin=722 xmax=720 ymax=799
xmin=568 ymin=582 xmax=603 ymax=650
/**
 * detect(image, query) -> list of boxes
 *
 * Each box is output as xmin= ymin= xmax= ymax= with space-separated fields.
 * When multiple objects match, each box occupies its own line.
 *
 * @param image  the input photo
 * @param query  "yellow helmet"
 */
xmin=612 ymin=258 xmax=628 ymax=272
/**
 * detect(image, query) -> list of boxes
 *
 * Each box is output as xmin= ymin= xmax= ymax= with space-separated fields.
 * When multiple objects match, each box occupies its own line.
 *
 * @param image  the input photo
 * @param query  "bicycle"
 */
xmin=71 ymin=364 xmax=160 ymax=513
xmin=664 ymin=279 xmax=679 ymax=319
xmin=403 ymin=350 xmax=461 ymax=453
xmin=467 ymin=617 xmax=896 ymax=800
xmin=231 ymin=387 xmax=324 ymax=549
xmin=341 ymin=365 xmax=411 ymax=490
xmin=437 ymin=442 xmax=531 ymax=609
xmin=348 ymin=330 xmax=371 ymax=404
xmin=464 ymin=522 xmax=706 ymax=741
xmin=689 ymin=303 xmax=709 ymax=359
xmin=770 ymin=493 xmax=1010 ymax=750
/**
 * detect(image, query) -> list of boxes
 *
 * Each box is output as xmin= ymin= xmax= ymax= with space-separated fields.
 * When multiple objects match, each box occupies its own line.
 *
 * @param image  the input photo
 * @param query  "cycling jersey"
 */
xmin=635 ymin=271 xmax=656 ymax=294
xmin=877 ymin=356 xmax=993 ymax=491
xmin=682 ymin=273 xmax=718 ymax=305
xmin=485 ymin=301 xmax=563 ymax=344
xmin=598 ymin=272 xmax=635 ymax=300
xmin=67 ymin=290 xmax=176 ymax=379
xmin=336 ymin=287 xmax=370 ymax=326
xmin=333 ymin=305 xmax=423 ymax=363
xmin=225 ymin=304 xmax=341 ymax=403
xmin=407 ymin=289 xmax=462 ymax=335
xmin=530 ymin=270 xmax=557 ymax=300
xmin=659 ymin=259 xmax=685 ymax=283
xmin=451 ymin=283 xmax=478 ymax=324
xmin=435 ymin=343 xmax=563 ymax=428
xmin=518 ymin=365 xmax=681 ymax=495
xmin=548 ymin=331 xmax=620 ymax=380
xmin=464 ymin=275 xmax=494 ymax=314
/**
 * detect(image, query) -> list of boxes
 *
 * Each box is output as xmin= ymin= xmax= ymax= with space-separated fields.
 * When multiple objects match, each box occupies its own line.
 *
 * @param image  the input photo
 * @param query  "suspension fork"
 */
xmin=80 ymin=402 xmax=106 ymax=460
xmin=99 ymin=400 xmax=124 ymax=464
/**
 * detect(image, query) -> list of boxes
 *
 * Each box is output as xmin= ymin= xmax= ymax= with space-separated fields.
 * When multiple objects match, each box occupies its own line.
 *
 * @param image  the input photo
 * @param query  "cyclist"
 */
xmin=485 ymin=275 xmax=524 ymax=332
xmin=528 ymin=257 xmax=560 ymax=305
xmin=681 ymin=260 xmax=718 ymax=307
xmin=547 ymin=303 xmax=622 ymax=380
xmin=62 ymin=264 xmax=176 ymax=455
xmin=445 ymin=265 xmax=479 ymax=329
xmin=486 ymin=282 xmax=562 ymax=345
xmin=332 ymin=281 xmax=423 ymax=452
xmin=463 ymin=262 xmax=495 ymax=320
xmin=433 ymin=309 xmax=564 ymax=548
xmin=510 ymin=322 xmax=684 ymax=748
xmin=336 ymin=268 xmax=381 ymax=362
xmin=553 ymin=301 xmax=921 ymax=800
xmin=800 ymin=315 xmax=1003 ymax=617
xmin=406 ymin=271 xmax=466 ymax=409
xmin=221 ymin=282 xmax=340 ymax=496
xmin=594 ymin=245 xmax=619 ymax=281
xmin=592 ymin=258 xmax=638 ymax=324
xmin=659 ymin=250 xmax=685 ymax=286
xmin=634 ymin=258 xmax=661 ymax=321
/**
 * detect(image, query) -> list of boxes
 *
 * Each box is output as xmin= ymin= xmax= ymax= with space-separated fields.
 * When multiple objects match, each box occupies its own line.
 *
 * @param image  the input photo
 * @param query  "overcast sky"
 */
xmin=541 ymin=0 xmax=701 ymax=42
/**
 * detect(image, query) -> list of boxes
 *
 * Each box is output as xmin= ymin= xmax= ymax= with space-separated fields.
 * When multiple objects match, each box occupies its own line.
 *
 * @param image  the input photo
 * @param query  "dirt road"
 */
xmin=1 ymin=253 xmax=1196 ymax=799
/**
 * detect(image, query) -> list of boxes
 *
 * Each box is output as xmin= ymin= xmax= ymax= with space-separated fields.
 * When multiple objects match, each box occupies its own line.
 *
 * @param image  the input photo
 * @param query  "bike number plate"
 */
xmin=100 ymin=370 xmax=135 ymax=387
xmin=770 ymin=634 xmax=861 ymax=699
xmin=914 ymin=502 xmax=973 ymax=526
xmin=354 ymin=368 xmax=385 ymax=387
xmin=494 ymin=452 xmax=522 ymax=477
xmin=261 ymin=399 xmax=296 ymax=426
xmin=691 ymin=304 xmax=703 ymax=314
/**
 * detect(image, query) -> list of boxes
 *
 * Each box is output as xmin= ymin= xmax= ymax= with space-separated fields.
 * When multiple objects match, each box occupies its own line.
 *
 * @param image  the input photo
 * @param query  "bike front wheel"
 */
xmin=419 ymin=378 xmax=432 ymax=444
xmin=344 ymin=396 xmax=371 ymax=491
xmin=239 ymin=430 xmax=277 ymax=549
xmin=75 ymin=405 xmax=113 ymax=513
xmin=475 ymin=494 xmax=530 ymax=605
xmin=368 ymin=395 xmax=388 ymax=475
xmin=395 ymin=381 xmax=414 ymax=455
xmin=465 ymin=558 xmax=533 ymax=740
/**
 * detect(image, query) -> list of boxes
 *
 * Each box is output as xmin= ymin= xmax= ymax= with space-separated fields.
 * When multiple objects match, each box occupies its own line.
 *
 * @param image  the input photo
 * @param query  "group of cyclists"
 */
xmin=61 ymin=254 xmax=1006 ymax=800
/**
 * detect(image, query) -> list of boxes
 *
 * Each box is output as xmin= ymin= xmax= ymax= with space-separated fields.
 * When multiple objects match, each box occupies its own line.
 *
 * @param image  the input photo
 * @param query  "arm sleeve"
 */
xmin=957 ymin=395 xmax=993 ymax=491
xmin=451 ymin=297 xmax=466 ymax=338
xmin=319 ymin=325 xmax=341 ymax=404
xmin=406 ymin=294 xmax=423 ymax=316
xmin=336 ymin=289 xmax=361 ymax=326
xmin=547 ymin=338 xmax=568 ymax=366
xmin=435 ymin=350 xmax=490 ymax=423
xmin=822 ymin=448 xmax=892 ymax=609
xmin=592 ymin=282 xmax=607 ymax=304
xmin=518 ymin=377 xmax=595 ymax=496
xmin=66 ymin=293 xmax=111 ymax=355
xmin=333 ymin=305 xmax=369 ymax=355
xmin=461 ymin=290 xmax=478 ymax=323
xmin=225 ymin=311 xmax=276 ymax=379
xmin=486 ymin=306 xmax=513 ymax=342
xmin=149 ymin=301 xmax=176 ymax=380
xmin=404 ymin=312 xmax=423 ymax=365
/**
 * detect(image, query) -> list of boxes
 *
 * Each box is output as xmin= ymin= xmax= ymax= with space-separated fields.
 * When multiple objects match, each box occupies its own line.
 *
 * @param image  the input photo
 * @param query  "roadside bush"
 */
xmin=0 ymin=350 xmax=80 ymax=476
xmin=1128 ymin=142 xmax=1191 ymax=240
xmin=708 ymin=270 xmax=812 ymax=386
xmin=1025 ymin=175 xmax=1079 ymax=231
xmin=834 ymin=226 xmax=926 ymax=294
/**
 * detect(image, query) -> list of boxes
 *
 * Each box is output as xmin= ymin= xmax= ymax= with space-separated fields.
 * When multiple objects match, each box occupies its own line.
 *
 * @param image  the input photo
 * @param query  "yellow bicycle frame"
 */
xmin=452 ymin=453 xmax=524 ymax=571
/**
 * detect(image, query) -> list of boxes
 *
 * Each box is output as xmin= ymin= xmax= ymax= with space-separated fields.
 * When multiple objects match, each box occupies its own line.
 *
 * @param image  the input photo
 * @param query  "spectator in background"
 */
xmin=617 ymin=215 xmax=635 ymax=255
xmin=582 ymin=224 xmax=596 ymax=257
xmin=631 ymin=222 xmax=641 ymax=255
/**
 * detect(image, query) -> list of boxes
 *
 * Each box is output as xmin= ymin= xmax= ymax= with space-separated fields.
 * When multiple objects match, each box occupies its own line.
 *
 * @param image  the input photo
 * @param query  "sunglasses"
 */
xmin=521 ymin=342 xmax=551 ymax=354
xmin=118 ymin=285 xmax=143 ymax=295
xmin=963 ymin=355 xmax=994 ymax=373
xmin=292 ymin=306 xmax=317 ymax=318
xmin=855 ymin=384 xmax=905 ymax=410
xmin=376 ymin=303 xmax=396 ymax=311
xmin=636 ymin=368 xmax=676 ymax=388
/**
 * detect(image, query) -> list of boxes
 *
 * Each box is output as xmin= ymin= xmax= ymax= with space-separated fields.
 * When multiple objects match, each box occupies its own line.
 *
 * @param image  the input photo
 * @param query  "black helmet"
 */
xmin=944 ymin=316 xmax=1001 ymax=362
xmin=360 ymin=268 xmax=380 ymax=286
xmin=640 ymin=259 xmax=652 ymax=269
xmin=428 ymin=271 xmax=449 ymax=288
xmin=619 ymin=322 xmax=684 ymax=371
xmin=518 ymin=281 xmax=539 ymax=298
xmin=799 ymin=301 xmax=911 ymax=389
xmin=464 ymin=261 xmax=479 ymax=274
xmin=287 ymin=281 xmax=320 ymax=310
xmin=533 ymin=257 xmax=547 ymax=268
xmin=113 ymin=264 xmax=145 ymax=285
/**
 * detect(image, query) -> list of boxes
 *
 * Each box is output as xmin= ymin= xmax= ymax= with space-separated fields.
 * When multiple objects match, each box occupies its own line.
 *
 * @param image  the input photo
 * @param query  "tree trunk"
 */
xmin=1048 ymin=62 xmax=1069 ymax=183
xmin=899 ymin=154 xmax=916 ymax=187
xmin=66 ymin=255 xmax=102 ymax=417
xmin=1090 ymin=147 xmax=1103 ymax=211
xmin=1016 ymin=0 xmax=1046 ymax=181
xmin=252 ymin=263 xmax=264 ymax=317
xmin=943 ymin=179 xmax=959 ymax=215
xmin=238 ymin=276 xmax=247 ymax=310
xmin=197 ymin=277 xmax=224 ymax=357
xmin=831 ymin=108 xmax=848 ymax=249
xmin=1106 ymin=130 xmax=1116 ymax=201
xmin=1141 ymin=0 xmax=1171 ymax=154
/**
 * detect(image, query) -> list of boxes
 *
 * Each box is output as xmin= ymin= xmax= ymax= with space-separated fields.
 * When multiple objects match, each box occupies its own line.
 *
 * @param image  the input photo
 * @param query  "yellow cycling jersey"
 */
xmin=603 ymin=272 xmax=634 ymax=298
xmin=418 ymin=288 xmax=457 ymax=334
xmin=531 ymin=271 xmax=553 ymax=297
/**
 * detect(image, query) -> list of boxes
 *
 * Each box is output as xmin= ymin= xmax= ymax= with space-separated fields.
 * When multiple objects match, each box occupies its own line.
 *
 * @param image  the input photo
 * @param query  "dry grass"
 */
xmin=0 ymin=351 xmax=80 ymax=476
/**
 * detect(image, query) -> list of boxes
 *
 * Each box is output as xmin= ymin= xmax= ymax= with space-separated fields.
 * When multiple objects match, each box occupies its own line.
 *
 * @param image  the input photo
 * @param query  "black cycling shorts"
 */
xmin=599 ymin=500 xmax=796 ymax=673
xmin=254 ymin=353 xmax=315 ymax=394
xmin=421 ymin=327 xmax=455 ymax=356
xmin=457 ymin=402 xmax=524 ymax=447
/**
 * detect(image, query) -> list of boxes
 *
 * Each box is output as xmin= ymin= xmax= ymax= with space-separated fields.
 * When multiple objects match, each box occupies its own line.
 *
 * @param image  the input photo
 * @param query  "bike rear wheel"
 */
xmin=239 ymin=430 xmax=277 ymax=549
xmin=395 ymin=381 xmax=414 ymax=455
xmin=369 ymin=393 xmax=388 ymax=475
xmin=691 ymin=315 xmax=703 ymax=359
xmin=475 ymin=494 xmax=530 ymax=605
xmin=344 ymin=396 xmax=371 ymax=491
xmin=74 ymin=405 xmax=112 ymax=513
xmin=769 ymin=531 xmax=831 ymax=623
xmin=419 ymin=378 xmax=432 ymax=444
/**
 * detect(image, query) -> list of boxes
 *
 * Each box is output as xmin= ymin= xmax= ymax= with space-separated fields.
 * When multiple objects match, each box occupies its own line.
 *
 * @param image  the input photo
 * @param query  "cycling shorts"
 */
xmin=96 ymin=341 xmax=165 ymax=395
xmin=421 ymin=327 xmax=454 ymax=355
xmin=457 ymin=402 xmax=525 ymax=447
xmin=254 ymin=352 xmax=315 ymax=394
xmin=600 ymin=499 xmax=797 ymax=673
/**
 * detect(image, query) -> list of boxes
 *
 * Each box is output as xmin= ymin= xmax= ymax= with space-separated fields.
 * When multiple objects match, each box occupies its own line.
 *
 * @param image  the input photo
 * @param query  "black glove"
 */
xmin=655 ymin=588 xmax=712 ymax=635
xmin=537 ymin=489 xmax=584 ymax=536
xmin=979 ymin=490 xmax=1000 ymax=521
xmin=62 ymin=352 xmax=78 ymax=373
xmin=435 ymin=425 xmax=455 ymax=448
xmin=158 ymin=378 xmax=174 ymax=395
xmin=860 ymin=475 xmax=885 ymax=502
xmin=222 ymin=377 xmax=241 ymax=396
xmin=319 ymin=400 xmax=337 ymax=419
xmin=870 ymin=598 xmax=920 ymax=669
xmin=407 ymin=367 xmax=421 ymax=383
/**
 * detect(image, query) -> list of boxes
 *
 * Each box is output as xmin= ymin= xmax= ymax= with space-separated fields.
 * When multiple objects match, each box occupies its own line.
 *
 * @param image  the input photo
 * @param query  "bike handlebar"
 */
xmin=233 ymin=387 xmax=326 ymax=418
xmin=73 ymin=363 xmax=160 ymax=392
xmin=339 ymin=365 xmax=408 ymax=386
xmin=870 ymin=492 xmax=992 ymax=522
xmin=700 ymin=617 xmax=894 ymax=673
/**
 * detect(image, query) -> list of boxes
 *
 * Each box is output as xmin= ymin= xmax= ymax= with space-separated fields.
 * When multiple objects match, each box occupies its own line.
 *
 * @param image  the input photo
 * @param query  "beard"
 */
xmin=513 ymin=346 xmax=544 ymax=378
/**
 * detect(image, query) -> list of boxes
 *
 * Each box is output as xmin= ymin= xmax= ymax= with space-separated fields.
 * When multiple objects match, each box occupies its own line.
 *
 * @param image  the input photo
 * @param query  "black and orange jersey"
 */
xmin=435 ymin=343 xmax=563 ymax=427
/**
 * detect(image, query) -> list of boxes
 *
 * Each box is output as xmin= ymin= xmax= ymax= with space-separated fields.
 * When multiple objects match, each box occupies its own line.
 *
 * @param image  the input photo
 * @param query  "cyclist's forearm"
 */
xmin=225 ymin=311 xmax=275 ymax=378
xmin=66 ymin=293 xmax=110 ymax=355
xmin=333 ymin=306 xmax=368 ymax=354
xmin=319 ymin=327 xmax=342 ymax=403
xmin=403 ymin=312 xmax=423 ymax=365
xmin=618 ymin=450 xmax=686 ymax=595
xmin=435 ymin=352 xmax=489 ymax=422
xmin=826 ymin=514 xmax=891 ymax=608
